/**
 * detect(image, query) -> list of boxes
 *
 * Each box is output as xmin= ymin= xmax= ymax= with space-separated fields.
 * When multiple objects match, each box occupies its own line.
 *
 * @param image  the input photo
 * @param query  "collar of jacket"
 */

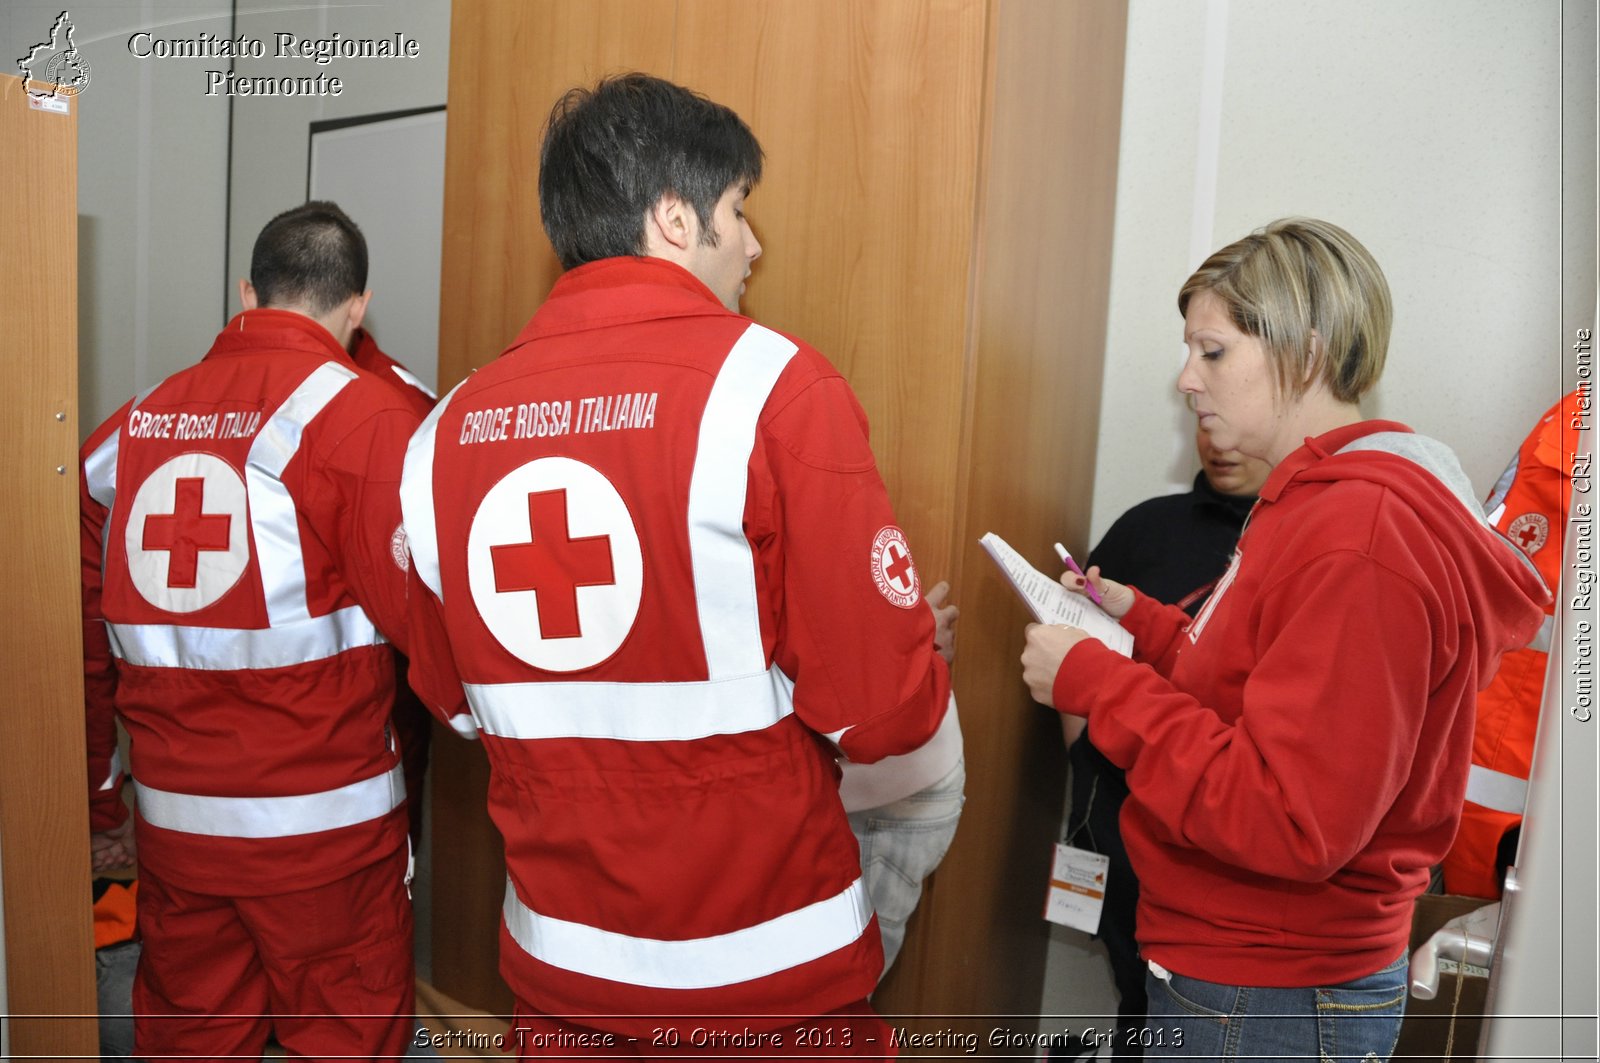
xmin=513 ymin=256 xmax=736 ymax=345
xmin=208 ymin=308 xmax=355 ymax=364
xmin=1257 ymin=419 xmax=1412 ymax=503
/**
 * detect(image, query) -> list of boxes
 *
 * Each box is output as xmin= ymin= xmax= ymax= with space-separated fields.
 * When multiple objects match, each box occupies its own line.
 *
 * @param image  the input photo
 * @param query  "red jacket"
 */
xmin=350 ymin=328 xmax=438 ymax=420
xmin=401 ymin=257 xmax=949 ymax=1030
xmin=1055 ymin=421 xmax=1546 ymax=987
xmin=81 ymin=309 xmax=419 ymax=895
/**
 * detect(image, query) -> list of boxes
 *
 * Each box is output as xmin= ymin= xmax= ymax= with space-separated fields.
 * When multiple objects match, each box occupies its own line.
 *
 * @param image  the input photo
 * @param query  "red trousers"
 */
xmin=510 ymin=1001 xmax=895 ymax=1060
xmin=133 ymin=844 xmax=414 ymax=1062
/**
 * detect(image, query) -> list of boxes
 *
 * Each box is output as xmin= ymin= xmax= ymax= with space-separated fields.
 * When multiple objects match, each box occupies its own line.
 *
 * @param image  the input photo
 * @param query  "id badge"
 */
xmin=1043 ymin=842 xmax=1109 ymax=934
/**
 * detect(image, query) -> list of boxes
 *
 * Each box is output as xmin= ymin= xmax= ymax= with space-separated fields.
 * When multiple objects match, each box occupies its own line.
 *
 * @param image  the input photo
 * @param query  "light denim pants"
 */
xmin=1143 ymin=951 xmax=1408 ymax=1062
xmin=846 ymin=757 xmax=965 ymax=978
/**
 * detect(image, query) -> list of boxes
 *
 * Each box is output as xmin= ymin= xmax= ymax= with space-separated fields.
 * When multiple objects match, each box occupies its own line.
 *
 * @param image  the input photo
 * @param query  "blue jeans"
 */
xmin=1143 ymin=952 xmax=1408 ymax=1062
xmin=847 ymin=757 xmax=965 ymax=977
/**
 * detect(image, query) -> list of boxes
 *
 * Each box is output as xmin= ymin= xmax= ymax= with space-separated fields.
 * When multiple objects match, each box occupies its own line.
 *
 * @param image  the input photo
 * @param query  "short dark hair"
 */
xmin=538 ymin=73 xmax=764 ymax=270
xmin=249 ymin=201 xmax=368 ymax=316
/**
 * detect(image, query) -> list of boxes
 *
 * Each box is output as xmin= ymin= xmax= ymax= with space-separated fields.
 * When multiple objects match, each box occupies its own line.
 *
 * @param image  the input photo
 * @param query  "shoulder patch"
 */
xmin=390 ymin=524 xmax=410 ymax=572
xmin=870 ymin=526 xmax=921 ymax=609
xmin=1507 ymin=512 xmax=1550 ymax=557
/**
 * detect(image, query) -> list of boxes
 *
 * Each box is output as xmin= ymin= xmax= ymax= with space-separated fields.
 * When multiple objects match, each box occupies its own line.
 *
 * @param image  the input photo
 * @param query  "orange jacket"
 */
xmin=1441 ymin=392 xmax=1576 ymax=898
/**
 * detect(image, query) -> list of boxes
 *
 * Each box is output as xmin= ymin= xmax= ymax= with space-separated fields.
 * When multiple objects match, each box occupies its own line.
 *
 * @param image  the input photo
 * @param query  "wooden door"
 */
xmin=0 ymin=72 xmax=98 ymax=1057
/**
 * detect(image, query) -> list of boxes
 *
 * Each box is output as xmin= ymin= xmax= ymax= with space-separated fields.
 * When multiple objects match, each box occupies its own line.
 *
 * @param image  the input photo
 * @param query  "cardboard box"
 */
xmin=1393 ymin=894 xmax=1496 ymax=1063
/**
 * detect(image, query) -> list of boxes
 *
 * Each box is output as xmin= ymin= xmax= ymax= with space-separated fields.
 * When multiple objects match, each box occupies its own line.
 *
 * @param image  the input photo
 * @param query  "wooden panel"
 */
xmin=0 ymin=74 xmax=98 ymax=1057
xmin=880 ymin=0 xmax=1130 ymax=1022
xmin=673 ymin=0 xmax=989 ymax=579
xmin=436 ymin=0 xmax=677 ymax=390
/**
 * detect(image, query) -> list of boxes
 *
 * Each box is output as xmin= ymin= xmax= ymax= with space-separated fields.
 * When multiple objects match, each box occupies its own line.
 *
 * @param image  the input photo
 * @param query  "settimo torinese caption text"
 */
xmin=127 ymin=30 xmax=421 ymax=97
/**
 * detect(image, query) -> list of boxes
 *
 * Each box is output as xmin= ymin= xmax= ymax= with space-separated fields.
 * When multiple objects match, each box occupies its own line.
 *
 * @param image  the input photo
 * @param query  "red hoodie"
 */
xmin=1055 ymin=421 xmax=1547 ymax=987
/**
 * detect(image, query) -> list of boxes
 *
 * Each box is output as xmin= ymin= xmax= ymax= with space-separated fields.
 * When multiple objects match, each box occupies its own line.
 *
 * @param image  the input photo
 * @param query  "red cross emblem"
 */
xmin=490 ymin=489 xmax=616 ymax=639
xmin=884 ymin=543 xmax=914 ymax=592
xmin=141 ymin=477 xmax=233 ymax=589
xmin=1507 ymin=512 xmax=1549 ymax=558
xmin=870 ymin=526 xmax=920 ymax=609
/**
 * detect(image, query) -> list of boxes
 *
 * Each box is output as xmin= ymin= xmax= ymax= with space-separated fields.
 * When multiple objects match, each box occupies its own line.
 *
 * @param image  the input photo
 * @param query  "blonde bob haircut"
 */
xmin=1178 ymin=218 xmax=1392 ymax=404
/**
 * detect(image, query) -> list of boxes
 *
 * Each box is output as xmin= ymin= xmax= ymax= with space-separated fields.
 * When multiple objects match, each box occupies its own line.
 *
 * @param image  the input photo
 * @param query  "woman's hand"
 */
xmin=1061 ymin=564 xmax=1134 ymax=619
xmin=1021 ymin=622 xmax=1091 ymax=710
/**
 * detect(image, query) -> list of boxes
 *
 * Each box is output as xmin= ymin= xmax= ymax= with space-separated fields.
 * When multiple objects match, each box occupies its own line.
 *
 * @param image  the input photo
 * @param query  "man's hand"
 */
xmin=925 ymin=580 xmax=959 ymax=665
xmin=1021 ymin=622 xmax=1090 ymax=709
xmin=1061 ymin=564 xmax=1135 ymax=620
xmin=91 ymin=817 xmax=136 ymax=872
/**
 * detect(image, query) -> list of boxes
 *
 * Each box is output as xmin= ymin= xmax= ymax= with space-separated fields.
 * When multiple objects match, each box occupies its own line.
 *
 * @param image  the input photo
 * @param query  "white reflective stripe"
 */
xmin=134 ymin=762 xmax=405 ymax=839
xmin=1465 ymin=763 xmax=1528 ymax=815
xmin=687 ymin=324 xmax=797 ymax=678
xmin=84 ymin=428 xmax=121 ymax=509
xmin=246 ymin=362 xmax=357 ymax=625
xmin=400 ymin=379 xmax=468 ymax=601
xmin=391 ymin=364 xmax=437 ymax=400
xmin=465 ymin=666 xmax=795 ymax=742
xmin=1529 ymin=613 xmax=1554 ymax=653
xmin=98 ymin=749 xmax=123 ymax=791
xmin=448 ymin=714 xmax=481 ymax=740
xmin=107 ymin=605 xmax=384 ymax=670
xmin=502 ymin=874 xmax=870 ymax=990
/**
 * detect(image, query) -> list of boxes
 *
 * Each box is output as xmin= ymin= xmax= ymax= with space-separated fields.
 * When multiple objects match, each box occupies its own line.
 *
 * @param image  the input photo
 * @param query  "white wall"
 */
xmin=3 ymin=0 xmax=233 ymax=436
xmin=1088 ymin=0 xmax=1571 ymax=546
xmin=226 ymin=0 xmax=451 ymax=384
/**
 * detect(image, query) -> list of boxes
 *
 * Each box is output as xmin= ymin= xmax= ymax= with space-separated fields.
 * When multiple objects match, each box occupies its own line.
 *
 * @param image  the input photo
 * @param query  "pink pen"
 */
xmin=1054 ymin=542 xmax=1105 ymax=606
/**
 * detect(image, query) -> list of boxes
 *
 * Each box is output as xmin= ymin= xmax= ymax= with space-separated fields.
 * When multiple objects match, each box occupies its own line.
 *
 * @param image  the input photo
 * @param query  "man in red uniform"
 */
xmin=1442 ymin=390 xmax=1578 ymax=897
xmin=400 ymin=74 xmax=953 ymax=1051
xmin=349 ymin=327 xmax=438 ymax=845
xmin=82 ymin=201 xmax=420 ymax=1061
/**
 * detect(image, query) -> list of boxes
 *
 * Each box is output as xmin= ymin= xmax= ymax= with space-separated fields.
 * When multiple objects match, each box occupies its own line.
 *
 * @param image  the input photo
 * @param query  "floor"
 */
xmin=1037 ymin=921 xmax=1121 ymax=1058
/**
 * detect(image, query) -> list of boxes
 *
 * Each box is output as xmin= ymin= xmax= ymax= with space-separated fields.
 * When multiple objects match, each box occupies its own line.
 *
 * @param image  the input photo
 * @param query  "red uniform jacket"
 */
xmin=350 ymin=328 xmax=438 ymax=420
xmin=400 ymin=257 xmax=949 ymax=1030
xmin=1056 ymin=422 xmax=1546 ymax=987
xmin=81 ymin=309 xmax=419 ymax=895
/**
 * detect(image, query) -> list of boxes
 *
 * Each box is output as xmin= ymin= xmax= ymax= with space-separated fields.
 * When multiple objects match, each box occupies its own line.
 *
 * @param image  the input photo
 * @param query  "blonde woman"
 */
xmin=1022 ymin=218 xmax=1546 ymax=1061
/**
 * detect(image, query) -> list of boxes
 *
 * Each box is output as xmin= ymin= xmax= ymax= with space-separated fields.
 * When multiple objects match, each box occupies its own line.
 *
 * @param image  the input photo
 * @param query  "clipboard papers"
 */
xmin=979 ymin=532 xmax=1134 ymax=657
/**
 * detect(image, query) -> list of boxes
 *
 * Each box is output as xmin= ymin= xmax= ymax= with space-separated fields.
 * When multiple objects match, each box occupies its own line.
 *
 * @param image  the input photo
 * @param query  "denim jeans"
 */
xmin=1143 ymin=951 xmax=1408 ymax=1062
xmin=846 ymin=757 xmax=965 ymax=977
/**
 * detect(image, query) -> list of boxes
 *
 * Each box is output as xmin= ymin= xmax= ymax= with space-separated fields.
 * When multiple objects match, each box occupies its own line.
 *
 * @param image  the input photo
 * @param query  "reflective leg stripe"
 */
xmin=99 ymin=749 xmax=123 ymax=791
xmin=688 ymin=324 xmax=797 ymax=678
xmin=134 ymin=762 xmax=405 ymax=838
xmin=1465 ymin=763 xmax=1529 ymax=815
xmin=465 ymin=666 xmax=795 ymax=742
xmin=502 ymin=875 xmax=870 ymax=990
xmin=107 ymin=605 xmax=384 ymax=670
xmin=246 ymin=362 xmax=357 ymax=625
xmin=400 ymin=379 xmax=469 ymax=601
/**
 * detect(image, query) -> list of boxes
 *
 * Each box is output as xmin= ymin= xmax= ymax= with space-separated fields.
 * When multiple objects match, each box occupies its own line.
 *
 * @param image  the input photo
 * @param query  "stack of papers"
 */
xmin=979 ymin=532 xmax=1134 ymax=657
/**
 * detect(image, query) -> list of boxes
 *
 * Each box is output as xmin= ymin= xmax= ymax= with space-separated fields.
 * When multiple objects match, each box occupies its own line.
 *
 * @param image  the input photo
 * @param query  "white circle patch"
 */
xmin=870 ymin=525 xmax=920 ymax=609
xmin=124 ymin=453 xmax=250 ymax=613
xmin=467 ymin=457 xmax=643 ymax=673
xmin=1507 ymin=512 xmax=1550 ymax=557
